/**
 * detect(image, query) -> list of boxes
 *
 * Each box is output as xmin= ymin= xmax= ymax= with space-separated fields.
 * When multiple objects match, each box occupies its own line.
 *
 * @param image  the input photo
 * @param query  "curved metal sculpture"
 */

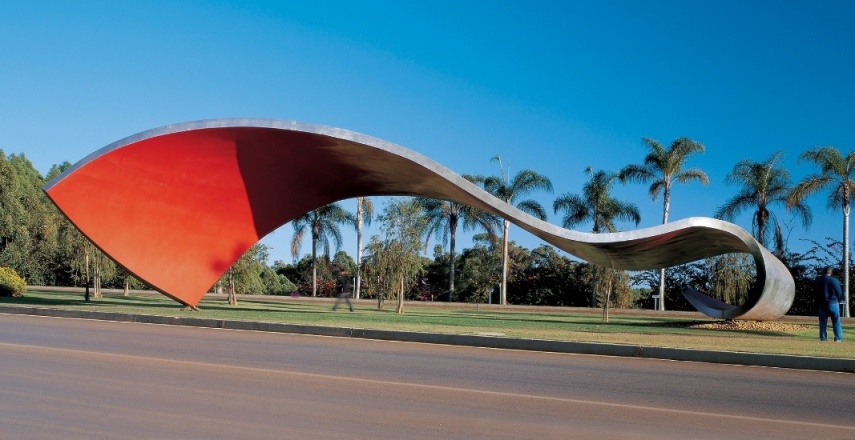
xmin=43 ymin=119 xmax=794 ymax=319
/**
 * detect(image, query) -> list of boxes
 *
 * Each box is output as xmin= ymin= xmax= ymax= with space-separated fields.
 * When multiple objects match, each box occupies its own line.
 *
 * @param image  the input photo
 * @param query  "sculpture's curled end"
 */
xmin=44 ymin=119 xmax=794 ymax=319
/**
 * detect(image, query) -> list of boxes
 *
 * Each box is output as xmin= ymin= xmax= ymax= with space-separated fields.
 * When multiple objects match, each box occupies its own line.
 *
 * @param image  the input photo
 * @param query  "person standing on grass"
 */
xmin=333 ymin=271 xmax=354 ymax=312
xmin=815 ymin=266 xmax=844 ymax=342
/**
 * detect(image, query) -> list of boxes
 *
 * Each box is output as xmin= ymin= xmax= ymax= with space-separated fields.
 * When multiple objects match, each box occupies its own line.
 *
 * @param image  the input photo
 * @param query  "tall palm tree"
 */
xmin=291 ymin=203 xmax=356 ymax=297
xmin=417 ymin=176 xmax=499 ymax=301
xmin=354 ymin=197 xmax=374 ymax=299
xmin=483 ymin=156 xmax=553 ymax=305
xmin=787 ymin=146 xmax=855 ymax=317
xmin=715 ymin=151 xmax=811 ymax=251
xmin=619 ymin=137 xmax=709 ymax=311
xmin=553 ymin=167 xmax=641 ymax=307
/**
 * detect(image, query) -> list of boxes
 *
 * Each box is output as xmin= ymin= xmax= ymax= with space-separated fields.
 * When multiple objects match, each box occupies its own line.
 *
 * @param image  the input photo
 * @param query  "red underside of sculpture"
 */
xmin=45 ymin=127 xmax=374 ymax=305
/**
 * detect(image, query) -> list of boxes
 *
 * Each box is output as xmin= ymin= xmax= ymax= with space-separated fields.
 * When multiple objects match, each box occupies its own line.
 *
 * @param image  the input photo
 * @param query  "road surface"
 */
xmin=1 ymin=313 xmax=852 ymax=439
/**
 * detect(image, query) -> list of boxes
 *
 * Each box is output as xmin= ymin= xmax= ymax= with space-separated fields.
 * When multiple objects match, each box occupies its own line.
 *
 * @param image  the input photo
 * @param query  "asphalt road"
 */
xmin=1 ymin=313 xmax=853 ymax=439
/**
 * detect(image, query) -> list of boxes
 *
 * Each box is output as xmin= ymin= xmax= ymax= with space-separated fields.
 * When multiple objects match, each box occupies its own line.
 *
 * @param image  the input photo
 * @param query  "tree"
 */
xmin=423 ymin=244 xmax=452 ymax=301
xmin=778 ymin=246 xmax=824 ymax=317
xmin=1 ymin=154 xmax=82 ymax=288
xmin=55 ymin=215 xmax=91 ymax=289
xmin=364 ymin=198 xmax=428 ymax=313
xmin=0 ymin=153 xmax=131 ymax=295
xmin=715 ymin=151 xmax=811 ymax=250
xmin=457 ymin=233 xmax=503 ymax=304
xmin=45 ymin=161 xmax=84 ymax=288
xmin=632 ymin=262 xmax=706 ymax=311
xmin=787 ymin=146 xmax=855 ymax=317
xmin=218 ymin=243 xmax=270 ymax=304
xmin=0 ymin=152 xmax=54 ymax=282
xmin=282 ymin=254 xmax=336 ymax=296
xmin=619 ymin=137 xmax=708 ymax=311
xmin=113 ymin=265 xmax=148 ymax=296
xmin=89 ymin=246 xmax=117 ymax=299
xmin=592 ymin=266 xmax=633 ymax=322
xmin=416 ymin=178 xmax=499 ymax=302
xmin=507 ymin=245 xmax=591 ymax=306
xmin=553 ymin=167 xmax=640 ymax=317
xmin=354 ymin=197 xmax=373 ymax=299
xmin=483 ymin=156 xmax=553 ymax=305
xmin=332 ymin=250 xmax=356 ymax=275
xmin=554 ymin=168 xmax=641 ymax=234
xmin=705 ymin=253 xmax=755 ymax=306
xmin=290 ymin=203 xmax=356 ymax=297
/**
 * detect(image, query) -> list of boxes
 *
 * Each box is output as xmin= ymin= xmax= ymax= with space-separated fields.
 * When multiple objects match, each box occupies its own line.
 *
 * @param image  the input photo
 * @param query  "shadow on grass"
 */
xmin=0 ymin=295 xmax=111 ymax=307
xmin=399 ymin=309 xmax=655 ymax=329
xmin=379 ymin=310 xmax=803 ymax=338
xmin=8 ymin=293 xmax=803 ymax=338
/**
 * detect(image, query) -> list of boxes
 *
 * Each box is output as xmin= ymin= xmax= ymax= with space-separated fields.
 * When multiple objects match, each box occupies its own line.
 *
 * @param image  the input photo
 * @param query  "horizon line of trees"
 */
xmin=2 ymin=140 xmax=853 ymax=318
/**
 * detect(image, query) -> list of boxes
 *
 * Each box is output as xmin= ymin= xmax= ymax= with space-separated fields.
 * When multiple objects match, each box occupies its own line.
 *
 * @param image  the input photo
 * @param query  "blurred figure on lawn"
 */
xmin=333 ymin=271 xmax=354 ymax=312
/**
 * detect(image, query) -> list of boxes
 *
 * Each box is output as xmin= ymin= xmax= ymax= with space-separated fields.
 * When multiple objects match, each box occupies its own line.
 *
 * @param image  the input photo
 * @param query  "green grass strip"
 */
xmin=2 ymin=291 xmax=853 ymax=360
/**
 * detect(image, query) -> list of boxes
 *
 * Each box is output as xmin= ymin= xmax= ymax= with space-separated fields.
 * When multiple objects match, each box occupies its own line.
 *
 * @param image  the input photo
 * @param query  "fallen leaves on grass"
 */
xmin=689 ymin=320 xmax=809 ymax=332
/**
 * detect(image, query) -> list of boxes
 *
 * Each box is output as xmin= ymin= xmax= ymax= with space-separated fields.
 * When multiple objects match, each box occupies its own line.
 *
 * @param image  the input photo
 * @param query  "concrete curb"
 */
xmin=2 ymin=304 xmax=853 ymax=373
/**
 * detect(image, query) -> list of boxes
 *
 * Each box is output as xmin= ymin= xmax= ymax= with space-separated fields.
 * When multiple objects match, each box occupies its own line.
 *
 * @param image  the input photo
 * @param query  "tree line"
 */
xmin=1 ymin=140 xmax=853 ymax=317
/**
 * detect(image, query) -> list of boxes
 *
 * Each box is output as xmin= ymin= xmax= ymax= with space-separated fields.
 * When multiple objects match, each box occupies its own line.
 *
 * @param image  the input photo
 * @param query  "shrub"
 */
xmin=0 ymin=267 xmax=26 ymax=297
xmin=297 ymin=279 xmax=337 ymax=297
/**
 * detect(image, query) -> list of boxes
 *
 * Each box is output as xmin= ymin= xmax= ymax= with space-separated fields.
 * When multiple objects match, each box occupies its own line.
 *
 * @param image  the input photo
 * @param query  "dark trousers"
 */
xmin=333 ymin=292 xmax=353 ymax=311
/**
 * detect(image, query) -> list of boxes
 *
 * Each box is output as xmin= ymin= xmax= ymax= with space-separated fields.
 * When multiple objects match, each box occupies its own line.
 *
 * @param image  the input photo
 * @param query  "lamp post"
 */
xmin=84 ymin=252 xmax=90 ymax=301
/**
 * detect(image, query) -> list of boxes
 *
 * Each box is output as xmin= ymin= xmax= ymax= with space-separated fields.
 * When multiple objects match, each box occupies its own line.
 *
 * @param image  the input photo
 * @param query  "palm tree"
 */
xmin=483 ymin=156 xmax=553 ymax=305
xmin=354 ymin=197 xmax=374 ymax=299
xmin=787 ymin=146 xmax=855 ymax=317
xmin=291 ymin=203 xmax=356 ymax=297
xmin=553 ymin=167 xmax=641 ymax=309
xmin=417 ymin=176 xmax=499 ymax=301
xmin=715 ymin=151 xmax=811 ymax=250
xmin=555 ymin=167 xmax=641 ymax=234
xmin=619 ymin=137 xmax=709 ymax=311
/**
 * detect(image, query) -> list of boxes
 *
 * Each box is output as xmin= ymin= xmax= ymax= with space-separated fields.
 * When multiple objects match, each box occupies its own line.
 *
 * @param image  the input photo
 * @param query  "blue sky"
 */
xmin=2 ymin=1 xmax=854 ymax=264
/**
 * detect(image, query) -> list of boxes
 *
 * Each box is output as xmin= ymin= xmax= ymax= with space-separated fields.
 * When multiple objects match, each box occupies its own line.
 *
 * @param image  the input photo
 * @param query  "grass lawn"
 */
xmin=2 ymin=290 xmax=853 ymax=360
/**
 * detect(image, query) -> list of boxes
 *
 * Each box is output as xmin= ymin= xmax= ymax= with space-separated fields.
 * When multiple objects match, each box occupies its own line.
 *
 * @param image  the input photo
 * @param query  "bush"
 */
xmin=260 ymin=267 xmax=298 ymax=295
xmin=0 ymin=267 xmax=26 ymax=297
xmin=297 ymin=279 xmax=337 ymax=297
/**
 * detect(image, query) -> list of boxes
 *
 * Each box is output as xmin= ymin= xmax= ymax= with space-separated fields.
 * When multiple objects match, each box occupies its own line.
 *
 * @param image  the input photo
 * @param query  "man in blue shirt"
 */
xmin=815 ymin=266 xmax=844 ymax=342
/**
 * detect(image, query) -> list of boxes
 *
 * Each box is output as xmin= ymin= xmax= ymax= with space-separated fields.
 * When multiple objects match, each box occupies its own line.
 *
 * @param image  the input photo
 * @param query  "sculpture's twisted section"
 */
xmin=44 ymin=119 xmax=794 ymax=319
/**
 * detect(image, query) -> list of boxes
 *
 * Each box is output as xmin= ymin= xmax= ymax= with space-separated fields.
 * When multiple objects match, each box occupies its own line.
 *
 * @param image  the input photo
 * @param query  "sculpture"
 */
xmin=44 ymin=119 xmax=794 ymax=319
